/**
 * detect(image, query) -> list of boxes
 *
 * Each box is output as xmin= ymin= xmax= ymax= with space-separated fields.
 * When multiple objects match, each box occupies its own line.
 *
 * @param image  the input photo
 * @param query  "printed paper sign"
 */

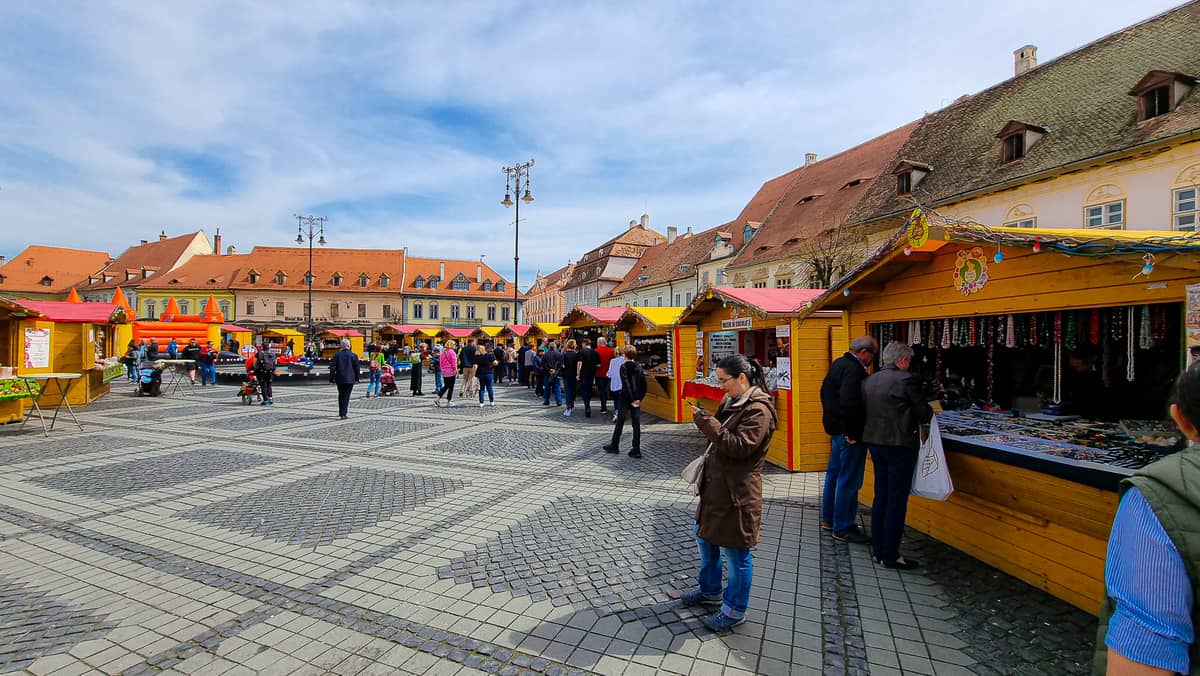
xmin=24 ymin=328 xmax=50 ymax=368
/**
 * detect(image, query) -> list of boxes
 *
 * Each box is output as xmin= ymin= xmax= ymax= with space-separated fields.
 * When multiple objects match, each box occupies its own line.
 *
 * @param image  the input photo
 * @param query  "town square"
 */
xmin=1 ymin=1 xmax=1200 ymax=674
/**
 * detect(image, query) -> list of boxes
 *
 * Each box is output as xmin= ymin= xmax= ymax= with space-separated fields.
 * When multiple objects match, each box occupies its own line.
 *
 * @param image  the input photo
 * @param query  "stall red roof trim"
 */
xmin=323 ymin=329 xmax=364 ymax=337
xmin=444 ymin=328 xmax=474 ymax=337
xmin=221 ymin=323 xmax=252 ymax=332
xmin=16 ymin=300 xmax=125 ymax=323
xmin=506 ymin=324 xmax=531 ymax=336
xmin=711 ymin=287 xmax=825 ymax=314
xmin=576 ymin=306 xmax=625 ymax=323
xmin=386 ymin=324 xmax=439 ymax=334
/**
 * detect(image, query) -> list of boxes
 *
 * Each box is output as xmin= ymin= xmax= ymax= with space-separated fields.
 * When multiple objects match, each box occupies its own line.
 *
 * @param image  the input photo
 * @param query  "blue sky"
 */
xmin=0 ymin=1 xmax=1184 ymax=288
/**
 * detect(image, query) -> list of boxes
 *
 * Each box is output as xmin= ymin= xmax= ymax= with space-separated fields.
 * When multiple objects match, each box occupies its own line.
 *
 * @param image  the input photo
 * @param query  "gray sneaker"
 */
xmin=832 ymin=526 xmax=871 ymax=544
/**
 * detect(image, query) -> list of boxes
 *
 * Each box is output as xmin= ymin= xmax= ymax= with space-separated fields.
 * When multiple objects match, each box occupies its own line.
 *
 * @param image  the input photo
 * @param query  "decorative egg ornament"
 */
xmin=1032 ymin=237 xmax=1042 ymax=253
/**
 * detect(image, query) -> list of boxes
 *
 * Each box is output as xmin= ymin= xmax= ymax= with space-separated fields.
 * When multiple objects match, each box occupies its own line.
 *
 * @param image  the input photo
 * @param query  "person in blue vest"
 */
xmin=1095 ymin=363 xmax=1198 ymax=675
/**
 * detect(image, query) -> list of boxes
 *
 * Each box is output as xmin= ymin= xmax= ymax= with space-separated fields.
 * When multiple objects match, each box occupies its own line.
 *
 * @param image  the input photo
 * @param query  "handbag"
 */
xmin=911 ymin=416 xmax=954 ymax=501
xmin=681 ymin=444 xmax=710 ymax=493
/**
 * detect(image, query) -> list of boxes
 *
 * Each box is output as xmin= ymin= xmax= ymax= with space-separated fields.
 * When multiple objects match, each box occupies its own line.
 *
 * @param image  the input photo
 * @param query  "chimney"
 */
xmin=140 ymin=239 xmax=149 ymax=245
xmin=213 ymin=228 xmax=222 ymax=256
xmin=439 ymin=261 xmax=446 ymax=279
xmin=667 ymin=226 xmax=678 ymax=244
xmin=640 ymin=213 xmax=649 ymax=229
xmin=805 ymin=153 xmax=818 ymax=165
xmin=476 ymin=264 xmax=483 ymax=283
xmin=685 ymin=226 xmax=693 ymax=237
xmin=1014 ymin=45 xmax=1037 ymax=76
xmin=629 ymin=219 xmax=638 ymax=230
xmin=159 ymin=230 xmax=167 ymax=242
xmin=0 ymin=256 xmax=6 ymax=265
xmin=226 ymin=245 xmax=237 ymax=255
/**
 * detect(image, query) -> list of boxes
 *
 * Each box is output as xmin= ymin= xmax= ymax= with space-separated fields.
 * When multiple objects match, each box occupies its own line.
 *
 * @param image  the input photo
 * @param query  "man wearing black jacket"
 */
xmin=604 ymin=345 xmax=647 ymax=458
xmin=329 ymin=339 xmax=360 ymax=420
xmin=818 ymin=336 xmax=877 ymax=543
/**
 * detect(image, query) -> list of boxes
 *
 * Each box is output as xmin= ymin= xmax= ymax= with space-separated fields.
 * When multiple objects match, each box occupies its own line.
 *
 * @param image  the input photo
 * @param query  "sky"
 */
xmin=0 ymin=0 xmax=1186 ymax=289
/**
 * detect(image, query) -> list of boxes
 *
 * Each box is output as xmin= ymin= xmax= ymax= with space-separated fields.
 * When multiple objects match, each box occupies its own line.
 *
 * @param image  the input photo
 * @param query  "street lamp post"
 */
xmin=501 ymin=159 xmax=534 ymax=325
xmin=295 ymin=214 xmax=327 ymax=353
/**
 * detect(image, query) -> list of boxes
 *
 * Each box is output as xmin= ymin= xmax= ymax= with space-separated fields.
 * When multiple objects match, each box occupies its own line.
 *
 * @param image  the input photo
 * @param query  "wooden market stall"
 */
xmin=443 ymin=328 xmax=474 ymax=345
xmin=0 ymin=300 xmax=130 ymax=421
xmin=317 ymin=329 xmax=365 ymax=358
xmin=221 ymin=324 xmax=253 ymax=352
xmin=531 ymin=323 xmax=566 ymax=344
xmin=799 ymin=220 xmax=1200 ymax=613
xmin=499 ymin=324 xmax=533 ymax=347
xmin=678 ymin=287 xmax=832 ymax=470
xmin=612 ymin=307 xmax=693 ymax=423
xmin=561 ymin=306 xmax=624 ymax=348
xmin=260 ymin=328 xmax=305 ymax=356
xmin=470 ymin=326 xmax=506 ymax=345
xmin=377 ymin=324 xmax=439 ymax=348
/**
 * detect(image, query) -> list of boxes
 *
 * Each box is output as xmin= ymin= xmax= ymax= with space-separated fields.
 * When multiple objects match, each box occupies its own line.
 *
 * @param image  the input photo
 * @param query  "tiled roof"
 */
xmin=85 ymin=231 xmax=209 ymax=290
xmin=15 ymin=300 xmax=127 ymax=324
xmin=850 ymin=2 xmax=1200 ymax=225
xmin=728 ymin=122 xmax=918 ymax=269
xmin=608 ymin=223 xmax=734 ymax=295
xmin=403 ymin=257 xmax=525 ymax=300
xmin=707 ymin=287 xmax=825 ymax=315
xmin=541 ymin=263 xmax=574 ymax=287
xmin=138 ymin=254 xmax=248 ymax=290
xmin=0 ymin=246 xmax=112 ymax=295
xmin=566 ymin=225 xmax=666 ymax=288
xmin=228 ymin=247 xmax=405 ymax=293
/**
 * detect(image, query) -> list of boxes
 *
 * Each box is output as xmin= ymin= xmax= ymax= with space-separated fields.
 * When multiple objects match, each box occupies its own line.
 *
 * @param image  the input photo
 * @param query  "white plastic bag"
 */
xmin=911 ymin=416 xmax=954 ymax=501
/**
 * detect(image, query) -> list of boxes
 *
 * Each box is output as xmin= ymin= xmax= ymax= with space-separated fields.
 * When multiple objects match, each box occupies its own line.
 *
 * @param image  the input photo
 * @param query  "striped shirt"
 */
xmin=1104 ymin=487 xmax=1194 ymax=673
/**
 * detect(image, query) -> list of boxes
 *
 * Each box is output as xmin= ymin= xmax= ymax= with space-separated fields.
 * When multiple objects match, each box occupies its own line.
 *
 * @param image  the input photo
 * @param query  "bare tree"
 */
xmin=792 ymin=224 xmax=867 ymax=289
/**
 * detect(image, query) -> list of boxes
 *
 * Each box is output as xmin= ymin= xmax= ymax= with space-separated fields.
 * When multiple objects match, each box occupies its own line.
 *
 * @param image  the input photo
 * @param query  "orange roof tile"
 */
xmin=0 ymin=245 xmax=112 ymax=295
xmin=138 ymin=254 xmax=248 ymax=290
xmin=403 ymin=257 xmax=525 ymax=300
xmin=609 ymin=223 xmax=733 ymax=295
xmin=84 ymin=231 xmax=209 ymax=290
xmin=228 ymin=247 xmax=405 ymax=293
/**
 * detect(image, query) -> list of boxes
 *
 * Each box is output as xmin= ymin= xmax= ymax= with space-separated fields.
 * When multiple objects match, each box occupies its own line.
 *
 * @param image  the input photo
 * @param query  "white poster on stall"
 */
xmin=775 ymin=357 xmax=791 ymax=390
xmin=708 ymin=331 xmax=739 ymax=376
xmin=1188 ymin=283 xmax=1200 ymax=368
xmin=24 ymin=328 xmax=50 ymax=368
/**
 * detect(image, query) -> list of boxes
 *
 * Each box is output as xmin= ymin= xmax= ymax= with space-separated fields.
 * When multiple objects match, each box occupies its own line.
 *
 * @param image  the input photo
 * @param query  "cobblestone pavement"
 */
xmin=0 ymin=381 xmax=1097 ymax=674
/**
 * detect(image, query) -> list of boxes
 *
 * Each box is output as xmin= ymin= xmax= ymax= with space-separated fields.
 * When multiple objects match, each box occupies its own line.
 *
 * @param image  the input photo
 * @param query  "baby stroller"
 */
xmin=136 ymin=361 xmax=163 ymax=397
xmin=238 ymin=374 xmax=261 ymax=405
xmin=379 ymin=364 xmax=398 ymax=396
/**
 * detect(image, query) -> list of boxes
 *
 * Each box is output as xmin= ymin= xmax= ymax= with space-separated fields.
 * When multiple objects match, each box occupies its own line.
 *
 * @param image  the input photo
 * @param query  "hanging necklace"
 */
xmin=1064 ymin=311 xmax=1078 ymax=350
xmin=1089 ymin=309 xmax=1101 ymax=346
xmin=1005 ymin=314 xmax=1016 ymax=348
xmin=1139 ymin=305 xmax=1153 ymax=350
xmin=942 ymin=318 xmax=951 ymax=349
xmin=1110 ymin=307 xmax=1124 ymax=343
xmin=1054 ymin=311 xmax=1063 ymax=345
xmin=1127 ymin=306 xmax=1136 ymax=381
xmin=1028 ymin=313 xmax=1037 ymax=347
xmin=1152 ymin=305 xmax=1169 ymax=342
xmin=1053 ymin=342 xmax=1063 ymax=404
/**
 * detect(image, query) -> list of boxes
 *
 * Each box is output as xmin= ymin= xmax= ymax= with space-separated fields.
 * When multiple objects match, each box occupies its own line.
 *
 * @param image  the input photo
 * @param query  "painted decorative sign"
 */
xmin=907 ymin=208 xmax=930 ymax=248
xmin=24 ymin=328 xmax=50 ymax=368
xmin=721 ymin=317 xmax=753 ymax=331
xmin=1187 ymin=283 xmax=1200 ymax=368
xmin=952 ymin=247 xmax=989 ymax=296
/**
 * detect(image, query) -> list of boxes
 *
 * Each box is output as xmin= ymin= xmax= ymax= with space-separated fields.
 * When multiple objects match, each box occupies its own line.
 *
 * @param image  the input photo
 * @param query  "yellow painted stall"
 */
xmin=318 ymin=330 xmax=365 ymax=358
xmin=0 ymin=300 xmax=45 ymax=423
xmin=532 ymin=323 xmax=566 ymax=345
xmin=612 ymin=307 xmax=693 ymax=423
xmin=561 ymin=306 xmax=624 ymax=347
xmin=679 ymin=287 xmax=835 ymax=470
xmin=471 ymin=326 xmax=505 ymax=346
xmin=800 ymin=220 xmax=1200 ymax=613
xmin=261 ymin=328 xmax=305 ymax=356
xmin=499 ymin=324 xmax=534 ymax=348
xmin=221 ymin=324 xmax=253 ymax=352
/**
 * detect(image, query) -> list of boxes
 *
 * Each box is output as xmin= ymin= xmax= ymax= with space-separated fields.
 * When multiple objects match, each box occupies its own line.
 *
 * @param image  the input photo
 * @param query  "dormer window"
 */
xmin=248 ymin=270 xmax=260 ymax=284
xmin=795 ymin=194 xmax=822 ymax=205
xmin=332 ymin=273 xmax=343 ymax=287
xmin=497 ymin=282 xmax=505 ymax=293
xmin=1129 ymin=71 xmax=1196 ymax=122
xmin=40 ymin=276 xmax=53 ymax=287
xmin=893 ymin=160 xmax=932 ymax=196
xmin=275 ymin=271 xmax=286 ymax=285
xmin=429 ymin=276 xmax=439 ymax=289
xmin=997 ymin=121 xmax=1047 ymax=164
xmin=379 ymin=274 xmax=389 ymax=288
xmin=841 ymin=178 xmax=865 ymax=189
xmin=678 ymin=263 xmax=690 ymax=273
xmin=483 ymin=281 xmax=493 ymax=292
xmin=743 ymin=224 xmax=758 ymax=243
xmin=358 ymin=273 xmax=369 ymax=288
xmin=414 ymin=276 xmax=426 ymax=289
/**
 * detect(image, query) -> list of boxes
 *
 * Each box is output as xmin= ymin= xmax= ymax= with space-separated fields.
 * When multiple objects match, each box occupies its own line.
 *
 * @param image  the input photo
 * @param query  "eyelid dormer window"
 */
xmin=996 ymin=121 xmax=1049 ymax=164
xmin=1128 ymin=71 xmax=1196 ymax=122
xmin=893 ymin=160 xmax=933 ymax=196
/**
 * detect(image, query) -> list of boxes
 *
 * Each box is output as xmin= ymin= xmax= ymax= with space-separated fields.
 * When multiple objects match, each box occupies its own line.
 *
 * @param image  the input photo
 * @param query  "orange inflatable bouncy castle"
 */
xmin=131 ymin=295 xmax=224 ymax=347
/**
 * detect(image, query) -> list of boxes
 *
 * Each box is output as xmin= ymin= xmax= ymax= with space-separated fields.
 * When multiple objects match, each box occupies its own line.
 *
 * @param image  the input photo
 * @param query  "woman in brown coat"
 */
xmin=683 ymin=354 xmax=778 ymax=632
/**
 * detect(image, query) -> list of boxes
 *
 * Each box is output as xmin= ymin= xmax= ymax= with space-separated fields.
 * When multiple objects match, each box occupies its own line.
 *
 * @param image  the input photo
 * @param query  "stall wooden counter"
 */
xmin=679 ymin=287 xmax=833 ymax=471
xmin=261 ymin=328 xmax=305 ymax=356
xmin=799 ymin=220 xmax=1200 ymax=613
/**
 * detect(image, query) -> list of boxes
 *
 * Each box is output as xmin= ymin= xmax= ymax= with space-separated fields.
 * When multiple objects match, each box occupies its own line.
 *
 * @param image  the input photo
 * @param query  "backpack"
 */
xmin=255 ymin=350 xmax=277 ymax=374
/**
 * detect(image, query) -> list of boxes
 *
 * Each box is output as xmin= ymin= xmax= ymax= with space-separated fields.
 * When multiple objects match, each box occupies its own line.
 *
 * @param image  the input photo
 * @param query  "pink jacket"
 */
xmin=439 ymin=349 xmax=458 ymax=376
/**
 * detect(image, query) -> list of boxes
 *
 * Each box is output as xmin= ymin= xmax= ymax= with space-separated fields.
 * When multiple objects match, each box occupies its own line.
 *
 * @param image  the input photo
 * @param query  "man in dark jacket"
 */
xmin=819 ymin=336 xmax=877 ymax=544
xmin=862 ymin=342 xmax=933 ymax=570
xmin=329 ymin=339 xmax=360 ymax=419
xmin=541 ymin=342 xmax=564 ymax=406
xmin=604 ymin=345 xmax=647 ymax=458
xmin=577 ymin=339 xmax=600 ymax=418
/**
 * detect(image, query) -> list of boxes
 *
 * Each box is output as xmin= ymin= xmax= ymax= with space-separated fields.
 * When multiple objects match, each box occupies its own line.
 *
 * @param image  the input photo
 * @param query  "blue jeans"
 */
xmin=368 ymin=369 xmax=381 ymax=395
xmin=542 ymin=374 xmax=562 ymax=405
xmin=477 ymin=373 xmax=495 ymax=403
xmin=434 ymin=369 xmax=444 ymax=393
xmin=695 ymin=524 xmax=753 ymax=620
xmin=822 ymin=434 xmax=867 ymax=532
xmin=869 ymin=445 xmax=918 ymax=563
xmin=126 ymin=362 xmax=138 ymax=382
xmin=199 ymin=362 xmax=217 ymax=385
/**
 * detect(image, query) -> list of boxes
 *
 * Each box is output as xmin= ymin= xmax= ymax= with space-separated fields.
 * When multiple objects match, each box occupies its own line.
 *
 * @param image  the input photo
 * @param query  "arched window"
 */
xmin=275 ymin=271 xmax=286 ymax=285
xmin=1083 ymin=184 xmax=1126 ymax=230
xmin=412 ymin=302 xmax=423 ymax=319
xmin=429 ymin=302 xmax=439 ymax=320
xmin=501 ymin=306 xmax=510 ymax=322
xmin=332 ymin=273 xmax=343 ymax=287
xmin=219 ymin=301 xmax=231 ymax=317
xmin=359 ymin=273 xmax=369 ymax=288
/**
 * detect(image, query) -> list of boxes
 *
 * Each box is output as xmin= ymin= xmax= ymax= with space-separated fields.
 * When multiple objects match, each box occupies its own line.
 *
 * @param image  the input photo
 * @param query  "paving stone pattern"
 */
xmin=0 ymin=381 xmax=1098 ymax=675
xmin=31 ymin=448 xmax=279 ymax=499
xmin=179 ymin=468 xmax=467 ymax=547
xmin=0 ymin=576 xmax=115 ymax=673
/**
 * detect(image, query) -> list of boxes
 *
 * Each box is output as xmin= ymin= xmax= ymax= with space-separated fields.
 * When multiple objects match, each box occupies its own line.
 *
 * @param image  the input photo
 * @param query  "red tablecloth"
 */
xmin=682 ymin=380 xmax=725 ymax=402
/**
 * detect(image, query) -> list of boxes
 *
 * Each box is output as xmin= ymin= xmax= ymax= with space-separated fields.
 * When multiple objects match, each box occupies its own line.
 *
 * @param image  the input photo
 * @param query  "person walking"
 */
xmin=1094 ymin=364 xmax=1199 ymax=675
xmin=474 ymin=344 xmax=499 ymax=406
xmin=561 ymin=340 xmax=580 ymax=416
xmin=459 ymin=338 xmax=478 ymax=399
xmin=124 ymin=341 xmax=139 ymax=383
xmin=819 ymin=336 xmax=878 ymax=543
xmin=594 ymin=337 xmax=615 ymax=414
xmin=541 ymin=341 xmax=564 ymax=407
xmin=606 ymin=344 xmax=625 ymax=422
xmin=532 ymin=346 xmax=546 ymax=398
xmin=409 ymin=343 xmax=426 ymax=396
xmin=680 ymin=354 xmax=778 ymax=633
xmin=366 ymin=349 xmax=385 ymax=397
xmin=252 ymin=343 xmax=276 ymax=405
xmin=329 ymin=339 xmax=360 ymax=419
xmin=198 ymin=340 xmax=218 ymax=386
xmin=431 ymin=344 xmax=444 ymax=395
xmin=523 ymin=342 xmax=537 ymax=390
xmin=504 ymin=342 xmax=518 ymax=384
xmin=433 ymin=340 xmax=459 ymax=408
xmin=604 ymin=345 xmax=646 ymax=457
xmin=181 ymin=338 xmax=202 ymax=383
xmin=578 ymin=338 xmax=599 ymax=418
xmin=862 ymin=342 xmax=933 ymax=570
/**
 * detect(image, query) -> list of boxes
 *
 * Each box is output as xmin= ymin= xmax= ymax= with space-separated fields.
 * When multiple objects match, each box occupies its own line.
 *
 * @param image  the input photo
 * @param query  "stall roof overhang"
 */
xmin=682 ymin=287 xmax=826 ymax=324
xmin=15 ymin=300 xmax=127 ymax=324
xmin=0 ymin=298 xmax=44 ymax=320
xmin=534 ymin=322 xmax=566 ymax=336
xmin=474 ymin=326 xmax=503 ymax=337
xmin=443 ymin=327 xmax=475 ymax=338
xmin=385 ymin=324 xmax=436 ymax=335
xmin=263 ymin=328 xmax=305 ymax=337
xmin=798 ymin=220 xmax=1200 ymax=318
xmin=561 ymin=305 xmax=626 ymax=327
xmin=321 ymin=329 xmax=364 ymax=338
xmin=504 ymin=324 xmax=532 ymax=336
xmin=221 ymin=323 xmax=252 ymax=333
xmin=617 ymin=307 xmax=688 ymax=331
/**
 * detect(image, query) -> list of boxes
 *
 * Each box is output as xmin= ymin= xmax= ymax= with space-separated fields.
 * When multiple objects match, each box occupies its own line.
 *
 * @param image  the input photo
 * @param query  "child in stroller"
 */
xmin=379 ymin=363 xmax=398 ymax=396
xmin=136 ymin=361 xmax=164 ymax=397
xmin=238 ymin=374 xmax=261 ymax=405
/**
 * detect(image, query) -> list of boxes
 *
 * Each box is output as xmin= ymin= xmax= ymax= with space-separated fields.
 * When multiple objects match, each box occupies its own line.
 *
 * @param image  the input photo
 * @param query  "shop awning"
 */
xmin=14 ymin=300 xmax=127 ymax=324
xmin=321 ymin=329 xmax=364 ymax=338
xmin=561 ymin=305 xmax=626 ymax=326
xmin=475 ymin=326 xmax=503 ymax=337
xmin=263 ymin=328 xmax=304 ymax=337
xmin=415 ymin=327 xmax=444 ymax=337
xmin=444 ymin=328 xmax=474 ymax=338
xmin=386 ymin=324 xmax=428 ymax=334
xmin=708 ymin=288 xmax=825 ymax=315
xmin=534 ymin=322 xmax=565 ymax=336
xmin=221 ymin=323 xmax=252 ymax=333
xmin=619 ymin=307 xmax=687 ymax=330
